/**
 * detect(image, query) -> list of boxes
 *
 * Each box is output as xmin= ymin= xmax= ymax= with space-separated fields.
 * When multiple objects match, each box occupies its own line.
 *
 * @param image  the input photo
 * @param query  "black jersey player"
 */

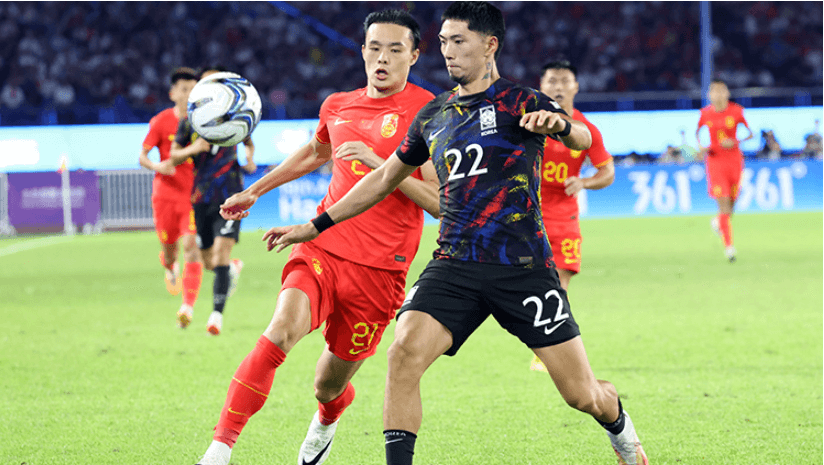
xmin=266 ymin=3 xmax=647 ymax=464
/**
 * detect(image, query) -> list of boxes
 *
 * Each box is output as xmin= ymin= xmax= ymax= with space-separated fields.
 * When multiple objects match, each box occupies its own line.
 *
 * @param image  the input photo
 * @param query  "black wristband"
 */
xmin=556 ymin=119 xmax=572 ymax=137
xmin=311 ymin=211 xmax=336 ymax=233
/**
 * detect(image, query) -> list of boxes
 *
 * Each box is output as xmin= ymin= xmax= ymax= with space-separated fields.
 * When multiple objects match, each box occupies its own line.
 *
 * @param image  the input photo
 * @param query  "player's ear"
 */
xmin=409 ymin=48 xmax=420 ymax=67
xmin=485 ymin=35 xmax=499 ymax=59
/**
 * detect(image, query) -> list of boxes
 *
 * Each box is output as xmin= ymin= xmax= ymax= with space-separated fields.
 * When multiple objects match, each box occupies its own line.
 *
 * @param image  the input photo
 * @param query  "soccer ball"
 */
xmin=187 ymin=72 xmax=262 ymax=147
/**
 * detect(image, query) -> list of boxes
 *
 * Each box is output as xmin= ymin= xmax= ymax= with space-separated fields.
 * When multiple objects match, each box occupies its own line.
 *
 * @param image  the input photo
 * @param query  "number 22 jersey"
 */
xmin=396 ymin=78 xmax=567 ymax=268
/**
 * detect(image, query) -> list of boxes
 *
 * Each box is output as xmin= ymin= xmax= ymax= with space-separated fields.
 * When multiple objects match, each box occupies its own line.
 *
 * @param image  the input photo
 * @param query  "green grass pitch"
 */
xmin=1 ymin=212 xmax=821 ymax=464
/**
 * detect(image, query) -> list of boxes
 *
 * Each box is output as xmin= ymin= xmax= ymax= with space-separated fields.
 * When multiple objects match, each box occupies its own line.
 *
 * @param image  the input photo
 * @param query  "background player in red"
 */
xmin=530 ymin=60 xmax=614 ymax=373
xmin=165 ymin=66 xmax=254 ymax=335
xmin=194 ymin=11 xmax=439 ymax=465
xmin=695 ymin=79 xmax=753 ymax=262
xmin=138 ymin=67 xmax=204 ymax=320
xmin=538 ymin=60 xmax=614 ymax=291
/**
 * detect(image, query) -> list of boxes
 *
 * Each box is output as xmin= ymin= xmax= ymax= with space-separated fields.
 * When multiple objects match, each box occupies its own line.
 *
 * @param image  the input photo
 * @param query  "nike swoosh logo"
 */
xmin=385 ymin=438 xmax=405 ymax=444
xmin=334 ymin=118 xmax=352 ymax=125
xmin=302 ymin=438 xmax=333 ymax=465
xmin=428 ymin=127 xmax=445 ymax=141
xmin=544 ymin=321 xmax=565 ymax=335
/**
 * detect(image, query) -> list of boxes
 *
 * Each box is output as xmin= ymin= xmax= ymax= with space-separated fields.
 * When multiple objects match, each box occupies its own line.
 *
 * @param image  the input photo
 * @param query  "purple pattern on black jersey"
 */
xmin=175 ymin=118 xmax=244 ymax=206
xmin=396 ymin=79 xmax=567 ymax=268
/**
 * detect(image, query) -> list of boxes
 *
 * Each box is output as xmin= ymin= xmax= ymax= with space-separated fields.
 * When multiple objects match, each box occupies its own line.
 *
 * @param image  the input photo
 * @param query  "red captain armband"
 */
xmin=555 ymin=119 xmax=572 ymax=137
xmin=311 ymin=211 xmax=336 ymax=234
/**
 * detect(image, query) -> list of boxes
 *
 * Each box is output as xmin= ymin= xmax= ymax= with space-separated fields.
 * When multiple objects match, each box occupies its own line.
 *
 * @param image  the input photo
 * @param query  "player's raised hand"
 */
xmin=335 ymin=141 xmax=382 ymax=169
xmin=263 ymin=223 xmax=319 ymax=252
xmin=192 ymin=137 xmax=211 ymax=152
xmin=520 ymin=110 xmax=566 ymax=135
xmin=564 ymin=176 xmax=584 ymax=196
xmin=220 ymin=190 xmax=258 ymax=220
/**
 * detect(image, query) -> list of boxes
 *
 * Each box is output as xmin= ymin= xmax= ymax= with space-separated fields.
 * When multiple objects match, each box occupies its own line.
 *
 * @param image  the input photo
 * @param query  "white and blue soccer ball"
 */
xmin=187 ymin=72 xmax=262 ymax=147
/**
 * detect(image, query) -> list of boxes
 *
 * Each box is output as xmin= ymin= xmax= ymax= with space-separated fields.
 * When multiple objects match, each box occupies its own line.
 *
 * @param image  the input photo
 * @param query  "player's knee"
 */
xmin=386 ymin=337 xmax=427 ymax=377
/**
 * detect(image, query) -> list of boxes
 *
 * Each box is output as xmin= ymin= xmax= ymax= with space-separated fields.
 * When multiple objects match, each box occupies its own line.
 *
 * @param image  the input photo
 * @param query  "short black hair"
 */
xmin=201 ymin=64 xmax=230 ymax=77
xmin=441 ymin=1 xmax=506 ymax=60
xmin=170 ymin=67 xmax=198 ymax=84
xmin=363 ymin=9 xmax=421 ymax=50
xmin=541 ymin=60 xmax=577 ymax=78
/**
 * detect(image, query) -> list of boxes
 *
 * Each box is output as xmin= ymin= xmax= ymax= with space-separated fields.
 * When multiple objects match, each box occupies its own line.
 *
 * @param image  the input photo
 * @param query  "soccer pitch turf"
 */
xmin=2 ymin=212 xmax=821 ymax=464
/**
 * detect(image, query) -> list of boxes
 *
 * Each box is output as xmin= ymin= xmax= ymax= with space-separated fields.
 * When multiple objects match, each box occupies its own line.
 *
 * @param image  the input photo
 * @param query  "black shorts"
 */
xmin=193 ymin=202 xmax=241 ymax=250
xmin=398 ymin=259 xmax=580 ymax=356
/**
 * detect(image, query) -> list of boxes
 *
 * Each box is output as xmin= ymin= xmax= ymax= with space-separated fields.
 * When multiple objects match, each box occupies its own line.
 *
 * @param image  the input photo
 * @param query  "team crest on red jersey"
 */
xmin=381 ymin=114 xmax=399 ymax=138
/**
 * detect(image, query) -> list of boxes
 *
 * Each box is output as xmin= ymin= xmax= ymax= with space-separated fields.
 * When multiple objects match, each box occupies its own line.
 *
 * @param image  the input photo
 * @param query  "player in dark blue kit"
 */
xmin=268 ymin=3 xmax=648 ymax=464
xmin=166 ymin=66 xmax=256 ymax=335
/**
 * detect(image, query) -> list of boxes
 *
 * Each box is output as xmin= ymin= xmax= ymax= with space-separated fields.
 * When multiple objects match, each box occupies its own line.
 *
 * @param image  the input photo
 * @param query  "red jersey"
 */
xmin=311 ymin=83 xmax=435 ymax=272
xmin=697 ymin=102 xmax=749 ymax=162
xmin=541 ymin=109 xmax=612 ymax=221
xmin=143 ymin=107 xmax=194 ymax=204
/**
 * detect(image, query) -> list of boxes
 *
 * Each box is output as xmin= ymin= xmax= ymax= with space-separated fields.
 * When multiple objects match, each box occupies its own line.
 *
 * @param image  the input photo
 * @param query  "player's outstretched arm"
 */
xmin=169 ymin=138 xmax=210 ymax=166
xmin=520 ymin=110 xmax=591 ymax=150
xmin=335 ymin=141 xmax=440 ymax=218
xmin=265 ymin=154 xmax=417 ymax=252
xmin=565 ymin=159 xmax=615 ymax=196
xmin=221 ymin=137 xmax=333 ymax=220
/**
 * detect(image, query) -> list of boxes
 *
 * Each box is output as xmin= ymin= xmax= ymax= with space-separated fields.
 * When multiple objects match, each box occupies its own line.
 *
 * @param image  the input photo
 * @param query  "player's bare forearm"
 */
xmin=138 ymin=148 xmax=157 ymax=171
xmin=169 ymin=141 xmax=202 ymax=166
xmin=396 ymin=161 xmax=440 ymax=218
xmin=248 ymin=139 xmax=332 ymax=198
xmin=582 ymin=160 xmax=615 ymax=190
xmin=268 ymin=155 xmax=416 ymax=252
xmin=326 ymin=155 xmax=416 ymax=224
xmin=558 ymin=119 xmax=591 ymax=151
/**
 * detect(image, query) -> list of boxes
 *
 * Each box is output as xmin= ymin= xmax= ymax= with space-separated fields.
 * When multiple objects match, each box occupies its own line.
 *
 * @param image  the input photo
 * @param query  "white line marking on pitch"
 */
xmin=0 ymin=235 xmax=75 ymax=258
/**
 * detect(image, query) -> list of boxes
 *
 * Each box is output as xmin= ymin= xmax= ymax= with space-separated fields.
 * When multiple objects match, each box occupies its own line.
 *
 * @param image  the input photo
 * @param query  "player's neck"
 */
xmin=561 ymin=103 xmax=575 ymax=117
xmin=173 ymin=103 xmax=186 ymax=119
xmin=712 ymin=101 xmax=729 ymax=112
xmin=367 ymin=81 xmax=407 ymax=99
xmin=458 ymin=60 xmax=500 ymax=96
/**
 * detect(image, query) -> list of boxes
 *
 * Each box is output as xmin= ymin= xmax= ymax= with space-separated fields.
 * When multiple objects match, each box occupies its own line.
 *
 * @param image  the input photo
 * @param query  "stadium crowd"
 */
xmin=0 ymin=1 xmax=821 ymax=126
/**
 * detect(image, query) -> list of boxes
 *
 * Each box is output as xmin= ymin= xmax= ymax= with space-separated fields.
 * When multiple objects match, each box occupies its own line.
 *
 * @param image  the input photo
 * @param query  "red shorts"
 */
xmin=545 ymin=219 xmax=582 ymax=274
xmin=281 ymin=241 xmax=407 ymax=362
xmin=152 ymin=199 xmax=196 ymax=245
xmin=706 ymin=160 xmax=743 ymax=200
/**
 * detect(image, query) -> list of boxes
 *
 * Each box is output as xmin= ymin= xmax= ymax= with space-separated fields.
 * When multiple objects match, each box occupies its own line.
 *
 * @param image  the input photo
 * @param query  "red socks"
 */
xmin=319 ymin=382 xmax=356 ymax=425
xmin=718 ymin=213 xmax=733 ymax=247
xmin=182 ymin=261 xmax=203 ymax=307
xmin=214 ymin=336 xmax=286 ymax=447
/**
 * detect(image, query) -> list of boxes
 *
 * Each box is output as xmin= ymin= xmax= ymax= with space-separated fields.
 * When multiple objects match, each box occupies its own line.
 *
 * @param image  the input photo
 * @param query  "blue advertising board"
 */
xmin=236 ymin=159 xmax=822 ymax=231
xmin=581 ymin=159 xmax=822 ymax=218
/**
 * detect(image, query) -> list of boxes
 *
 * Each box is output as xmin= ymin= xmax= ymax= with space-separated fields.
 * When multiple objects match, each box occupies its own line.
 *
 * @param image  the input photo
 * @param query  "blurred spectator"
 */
xmin=658 ymin=145 xmax=684 ymax=164
xmin=801 ymin=119 xmax=822 ymax=158
xmin=0 ymin=1 xmax=819 ymax=124
xmin=757 ymin=130 xmax=783 ymax=160
xmin=0 ymin=76 xmax=24 ymax=109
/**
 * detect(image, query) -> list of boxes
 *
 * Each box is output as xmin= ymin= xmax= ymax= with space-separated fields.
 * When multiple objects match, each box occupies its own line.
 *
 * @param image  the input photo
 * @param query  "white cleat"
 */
xmin=197 ymin=440 xmax=231 ymax=465
xmin=177 ymin=304 xmax=193 ymax=329
xmin=297 ymin=411 xmax=338 ymax=465
xmin=228 ymin=259 xmax=243 ymax=297
xmin=710 ymin=217 xmax=721 ymax=238
xmin=207 ymin=311 xmax=223 ymax=335
xmin=608 ymin=412 xmax=649 ymax=465
xmin=725 ymin=245 xmax=736 ymax=263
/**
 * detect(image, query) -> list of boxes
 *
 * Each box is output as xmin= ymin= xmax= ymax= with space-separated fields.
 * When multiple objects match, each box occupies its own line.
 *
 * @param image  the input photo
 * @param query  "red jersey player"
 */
xmin=530 ymin=61 xmax=614 ymax=374
xmin=138 ymin=67 xmax=204 ymax=319
xmin=696 ymin=79 xmax=753 ymax=262
xmin=539 ymin=61 xmax=614 ymax=290
xmin=194 ymin=11 xmax=438 ymax=465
